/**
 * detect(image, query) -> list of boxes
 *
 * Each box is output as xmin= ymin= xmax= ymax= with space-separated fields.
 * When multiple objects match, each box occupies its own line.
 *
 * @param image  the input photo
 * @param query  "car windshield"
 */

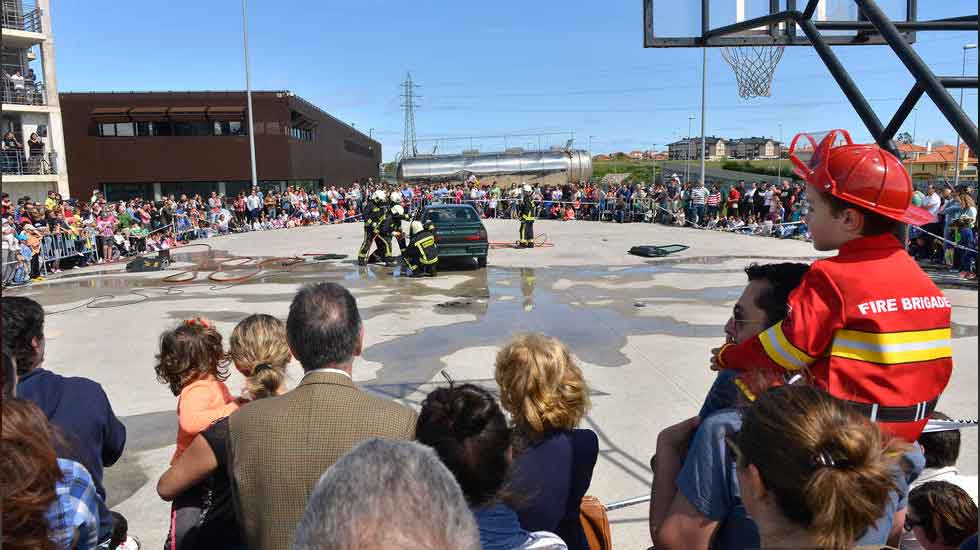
xmin=424 ymin=207 xmax=479 ymax=224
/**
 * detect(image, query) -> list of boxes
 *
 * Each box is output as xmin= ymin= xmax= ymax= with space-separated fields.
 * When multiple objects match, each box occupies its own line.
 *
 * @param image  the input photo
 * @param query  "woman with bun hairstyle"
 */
xmin=157 ymin=314 xmax=291 ymax=550
xmin=729 ymin=385 xmax=906 ymax=550
xmin=416 ymin=383 xmax=568 ymax=550
xmin=494 ymin=333 xmax=597 ymax=550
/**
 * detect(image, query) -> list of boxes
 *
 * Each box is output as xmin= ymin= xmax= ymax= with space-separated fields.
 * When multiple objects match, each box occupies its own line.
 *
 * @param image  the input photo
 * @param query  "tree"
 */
xmin=896 ymin=132 xmax=914 ymax=145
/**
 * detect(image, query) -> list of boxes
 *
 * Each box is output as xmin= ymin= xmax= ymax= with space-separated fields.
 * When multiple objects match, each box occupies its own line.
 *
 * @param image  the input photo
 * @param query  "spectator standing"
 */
xmin=27 ymin=132 xmax=44 ymax=173
xmin=727 ymin=183 xmax=741 ymax=221
xmin=495 ymin=333 xmax=597 ymax=550
xmin=706 ymin=185 xmax=721 ymax=221
xmin=416 ymin=383 xmax=568 ymax=550
xmin=227 ymin=282 xmax=417 ymax=550
xmin=293 ymin=439 xmax=481 ymax=550
xmin=690 ymin=182 xmax=708 ymax=226
xmin=2 ymin=296 xmax=126 ymax=545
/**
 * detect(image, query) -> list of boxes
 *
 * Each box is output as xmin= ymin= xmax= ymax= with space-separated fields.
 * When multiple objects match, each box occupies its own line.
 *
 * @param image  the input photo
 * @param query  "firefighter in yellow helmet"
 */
xmin=387 ymin=191 xmax=407 ymax=256
xmin=517 ymin=183 xmax=535 ymax=248
xmin=357 ymin=189 xmax=393 ymax=266
xmin=403 ymin=220 xmax=438 ymax=277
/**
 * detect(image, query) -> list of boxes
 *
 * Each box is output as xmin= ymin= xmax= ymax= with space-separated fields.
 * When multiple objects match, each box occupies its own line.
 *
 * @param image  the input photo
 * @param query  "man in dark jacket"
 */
xmin=2 ymin=296 xmax=127 ymax=544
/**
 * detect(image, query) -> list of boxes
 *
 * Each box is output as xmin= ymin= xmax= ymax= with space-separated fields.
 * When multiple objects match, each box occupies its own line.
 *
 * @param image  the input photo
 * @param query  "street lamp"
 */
xmin=241 ymin=0 xmax=258 ymax=188
xmin=911 ymin=107 xmax=919 ymax=144
xmin=953 ymin=43 xmax=976 ymax=188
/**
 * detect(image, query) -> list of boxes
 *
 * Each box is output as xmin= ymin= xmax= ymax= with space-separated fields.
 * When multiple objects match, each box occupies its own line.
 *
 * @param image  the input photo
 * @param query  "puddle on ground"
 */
xmin=12 ymin=250 xmax=976 ymax=390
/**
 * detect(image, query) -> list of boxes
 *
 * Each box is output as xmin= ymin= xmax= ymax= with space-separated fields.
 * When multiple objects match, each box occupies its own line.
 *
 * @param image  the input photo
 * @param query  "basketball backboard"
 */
xmin=643 ymin=0 xmax=916 ymax=47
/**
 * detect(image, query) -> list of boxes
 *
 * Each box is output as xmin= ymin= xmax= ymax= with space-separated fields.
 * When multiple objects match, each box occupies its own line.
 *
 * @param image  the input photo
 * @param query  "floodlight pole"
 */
xmin=241 ymin=0 xmax=258 ymax=189
xmin=699 ymin=47 xmax=708 ymax=187
xmin=953 ymin=43 xmax=976 ymax=188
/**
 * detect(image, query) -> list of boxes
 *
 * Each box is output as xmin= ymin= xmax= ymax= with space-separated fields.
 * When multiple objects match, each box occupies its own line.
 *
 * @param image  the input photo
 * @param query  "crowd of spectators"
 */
xmin=4 ymin=174 xmax=976 ymax=288
xmin=908 ymin=183 xmax=978 ymax=280
xmin=3 ymin=270 xmax=976 ymax=549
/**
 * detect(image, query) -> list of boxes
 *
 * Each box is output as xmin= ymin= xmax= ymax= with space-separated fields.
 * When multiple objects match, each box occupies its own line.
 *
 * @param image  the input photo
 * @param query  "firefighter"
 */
xmin=517 ymin=183 xmax=535 ymax=248
xmin=357 ymin=189 xmax=392 ymax=266
xmin=387 ymin=191 xmax=407 ymax=255
xmin=403 ymin=220 xmax=438 ymax=277
xmin=712 ymin=129 xmax=950 ymax=442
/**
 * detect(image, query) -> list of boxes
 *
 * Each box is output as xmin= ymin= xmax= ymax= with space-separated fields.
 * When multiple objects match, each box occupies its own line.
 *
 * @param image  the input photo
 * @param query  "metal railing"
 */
xmin=1 ymin=79 xmax=45 ymax=105
xmin=2 ymin=6 xmax=42 ymax=33
xmin=1 ymin=149 xmax=57 ymax=175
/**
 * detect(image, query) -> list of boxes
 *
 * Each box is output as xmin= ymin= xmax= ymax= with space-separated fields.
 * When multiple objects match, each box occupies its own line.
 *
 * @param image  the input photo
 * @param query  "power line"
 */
xmin=401 ymin=72 xmax=421 ymax=158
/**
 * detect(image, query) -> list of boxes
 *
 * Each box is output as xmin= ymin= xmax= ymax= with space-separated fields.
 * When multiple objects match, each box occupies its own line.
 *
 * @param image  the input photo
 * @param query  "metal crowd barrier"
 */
xmin=38 ymin=230 xmax=100 ymax=272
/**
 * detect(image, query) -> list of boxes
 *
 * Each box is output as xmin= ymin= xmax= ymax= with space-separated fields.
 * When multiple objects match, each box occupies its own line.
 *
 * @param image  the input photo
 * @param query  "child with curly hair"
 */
xmin=154 ymin=318 xmax=239 ymax=550
xmin=153 ymin=318 xmax=238 ymax=464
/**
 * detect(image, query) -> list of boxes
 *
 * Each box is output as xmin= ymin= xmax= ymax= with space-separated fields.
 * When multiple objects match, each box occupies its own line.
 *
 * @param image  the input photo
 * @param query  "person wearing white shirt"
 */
xmin=922 ymin=184 xmax=942 ymax=223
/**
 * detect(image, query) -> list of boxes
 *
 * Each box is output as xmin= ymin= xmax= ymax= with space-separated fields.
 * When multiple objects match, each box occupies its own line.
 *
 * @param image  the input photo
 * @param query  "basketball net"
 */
xmin=721 ymin=45 xmax=785 ymax=99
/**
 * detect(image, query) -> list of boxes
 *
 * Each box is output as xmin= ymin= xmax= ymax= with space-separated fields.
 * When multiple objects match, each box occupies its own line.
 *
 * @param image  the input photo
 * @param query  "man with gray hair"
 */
xmin=293 ymin=439 xmax=480 ymax=550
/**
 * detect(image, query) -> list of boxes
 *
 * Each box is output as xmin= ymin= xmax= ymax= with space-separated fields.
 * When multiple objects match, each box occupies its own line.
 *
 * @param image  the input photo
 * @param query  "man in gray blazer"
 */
xmin=228 ymin=282 xmax=418 ymax=550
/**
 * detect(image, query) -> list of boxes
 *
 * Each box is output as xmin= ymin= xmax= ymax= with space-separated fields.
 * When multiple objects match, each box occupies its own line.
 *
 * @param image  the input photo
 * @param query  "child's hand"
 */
xmin=710 ymin=346 xmax=724 ymax=371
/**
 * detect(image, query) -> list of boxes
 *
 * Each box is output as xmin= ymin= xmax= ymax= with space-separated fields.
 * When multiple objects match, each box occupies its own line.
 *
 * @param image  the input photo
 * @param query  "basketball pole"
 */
xmin=699 ymin=47 xmax=707 ymax=188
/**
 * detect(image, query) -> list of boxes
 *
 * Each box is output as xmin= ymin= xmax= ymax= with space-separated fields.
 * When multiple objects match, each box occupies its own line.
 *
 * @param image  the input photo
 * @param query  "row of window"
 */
xmin=344 ymin=139 xmax=374 ymax=158
xmin=290 ymin=127 xmax=315 ymax=142
xmin=96 ymin=120 xmax=246 ymax=138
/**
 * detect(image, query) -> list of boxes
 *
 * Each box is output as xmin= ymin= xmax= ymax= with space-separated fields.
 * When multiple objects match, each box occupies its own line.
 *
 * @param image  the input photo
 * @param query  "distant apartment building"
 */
xmin=59 ymin=90 xmax=381 ymax=201
xmin=902 ymin=142 xmax=977 ymax=183
xmin=1 ymin=0 xmax=69 ymax=200
xmin=667 ymin=137 xmax=728 ymax=160
xmin=729 ymin=137 xmax=781 ymax=160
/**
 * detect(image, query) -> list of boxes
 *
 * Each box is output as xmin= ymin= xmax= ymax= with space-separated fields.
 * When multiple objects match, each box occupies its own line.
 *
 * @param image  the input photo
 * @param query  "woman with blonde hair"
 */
xmin=494 ymin=333 xmax=597 ymax=550
xmin=157 ymin=314 xmax=291 ymax=550
xmin=228 ymin=313 xmax=291 ymax=400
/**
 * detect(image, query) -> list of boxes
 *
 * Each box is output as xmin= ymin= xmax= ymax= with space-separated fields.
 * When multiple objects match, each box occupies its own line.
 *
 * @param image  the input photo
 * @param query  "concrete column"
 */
xmin=153 ymin=183 xmax=162 ymax=201
xmin=37 ymin=0 xmax=69 ymax=197
xmin=218 ymin=181 xmax=227 ymax=196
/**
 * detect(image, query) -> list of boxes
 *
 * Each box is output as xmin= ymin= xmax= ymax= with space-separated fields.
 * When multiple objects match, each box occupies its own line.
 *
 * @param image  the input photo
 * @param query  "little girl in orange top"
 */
xmin=154 ymin=318 xmax=239 ymax=464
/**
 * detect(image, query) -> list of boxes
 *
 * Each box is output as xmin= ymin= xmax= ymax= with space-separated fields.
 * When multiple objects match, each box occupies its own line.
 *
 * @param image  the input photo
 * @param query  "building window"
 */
xmin=213 ymin=120 xmax=245 ymax=136
xmin=344 ymin=139 xmax=373 ymax=158
xmin=173 ymin=121 xmax=212 ymax=136
xmin=290 ymin=126 xmax=314 ymax=142
xmin=102 ymin=183 xmax=154 ymax=202
xmin=98 ymin=122 xmax=137 ymax=137
xmin=136 ymin=121 xmax=173 ymax=136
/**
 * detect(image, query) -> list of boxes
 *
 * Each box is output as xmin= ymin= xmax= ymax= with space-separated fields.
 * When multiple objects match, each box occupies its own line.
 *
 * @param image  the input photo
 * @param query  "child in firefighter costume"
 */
xmin=712 ymin=129 xmax=952 ymax=442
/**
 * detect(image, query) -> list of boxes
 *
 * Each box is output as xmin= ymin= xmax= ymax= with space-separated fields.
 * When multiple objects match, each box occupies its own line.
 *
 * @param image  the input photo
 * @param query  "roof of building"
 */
xmin=730 ymin=137 xmax=778 ymax=145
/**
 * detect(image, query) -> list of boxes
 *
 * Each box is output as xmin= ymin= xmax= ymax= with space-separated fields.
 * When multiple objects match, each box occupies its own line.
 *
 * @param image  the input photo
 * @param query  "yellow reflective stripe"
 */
xmin=835 ymin=328 xmax=951 ymax=346
xmin=734 ymin=377 xmax=757 ymax=402
xmin=831 ymin=328 xmax=952 ymax=364
xmin=759 ymin=321 xmax=814 ymax=372
xmin=772 ymin=321 xmax=817 ymax=368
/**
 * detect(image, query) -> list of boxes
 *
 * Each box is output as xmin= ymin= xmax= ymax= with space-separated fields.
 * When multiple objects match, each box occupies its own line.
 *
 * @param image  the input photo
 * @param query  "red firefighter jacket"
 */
xmin=719 ymin=234 xmax=953 ymax=442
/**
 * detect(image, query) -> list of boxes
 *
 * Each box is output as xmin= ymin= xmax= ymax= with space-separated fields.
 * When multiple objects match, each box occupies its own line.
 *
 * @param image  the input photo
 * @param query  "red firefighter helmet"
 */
xmin=789 ymin=129 xmax=933 ymax=226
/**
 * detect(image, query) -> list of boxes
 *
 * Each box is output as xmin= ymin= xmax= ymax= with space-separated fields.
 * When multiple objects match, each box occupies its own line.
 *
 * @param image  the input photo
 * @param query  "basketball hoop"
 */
xmin=720 ymin=45 xmax=785 ymax=99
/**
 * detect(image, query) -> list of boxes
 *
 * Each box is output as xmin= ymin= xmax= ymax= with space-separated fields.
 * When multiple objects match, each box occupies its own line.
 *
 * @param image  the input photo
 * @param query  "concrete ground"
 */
xmin=10 ymin=218 xmax=978 ymax=549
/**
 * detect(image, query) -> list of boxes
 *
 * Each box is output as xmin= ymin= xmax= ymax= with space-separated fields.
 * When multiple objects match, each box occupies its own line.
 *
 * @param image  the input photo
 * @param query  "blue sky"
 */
xmin=53 ymin=0 xmax=977 ymax=161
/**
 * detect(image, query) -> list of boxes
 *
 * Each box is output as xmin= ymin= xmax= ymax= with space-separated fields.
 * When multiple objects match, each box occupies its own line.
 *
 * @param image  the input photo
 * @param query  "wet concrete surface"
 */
xmin=9 ymin=219 xmax=977 ymax=549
